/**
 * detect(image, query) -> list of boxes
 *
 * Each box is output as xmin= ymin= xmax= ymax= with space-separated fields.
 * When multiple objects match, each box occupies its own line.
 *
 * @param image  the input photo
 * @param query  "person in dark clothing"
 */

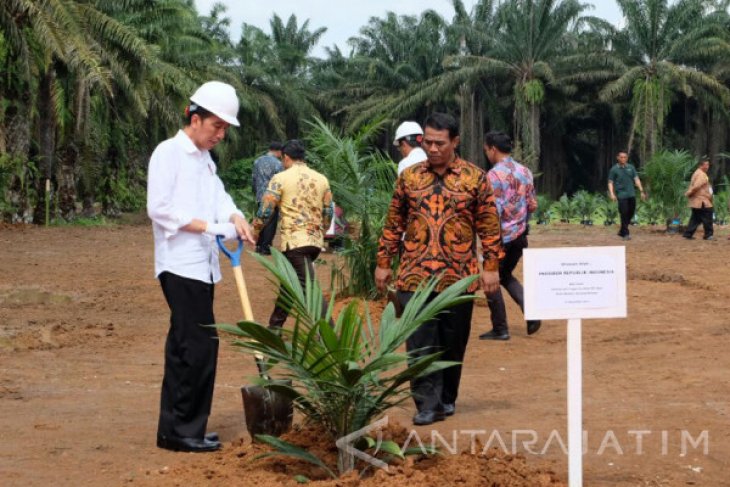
xmin=608 ymin=151 xmax=646 ymax=240
xmin=252 ymin=142 xmax=283 ymax=254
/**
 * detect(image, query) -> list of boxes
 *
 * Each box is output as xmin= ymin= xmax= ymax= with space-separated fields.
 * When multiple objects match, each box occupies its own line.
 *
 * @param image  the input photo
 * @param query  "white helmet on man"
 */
xmin=393 ymin=121 xmax=423 ymax=146
xmin=189 ymin=81 xmax=240 ymax=126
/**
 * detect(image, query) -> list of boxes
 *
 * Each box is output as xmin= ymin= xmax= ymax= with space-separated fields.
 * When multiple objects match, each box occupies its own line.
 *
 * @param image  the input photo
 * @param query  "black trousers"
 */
xmin=256 ymin=205 xmax=279 ymax=254
xmin=397 ymin=291 xmax=474 ymax=412
xmin=487 ymin=232 xmax=528 ymax=334
xmin=683 ymin=206 xmax=713 ymax=238
xmin=618 ymin=197 xmax=636 ymax=237
xmin=269 ymin=245 xmax=328 ymax=328
xmin=157 ymin=272 xmax=218 ymax=441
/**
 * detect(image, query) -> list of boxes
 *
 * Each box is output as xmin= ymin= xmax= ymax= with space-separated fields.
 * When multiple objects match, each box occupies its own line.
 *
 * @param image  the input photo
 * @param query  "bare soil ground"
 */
xmin=1 ymin=221 xmax=729 ymax=486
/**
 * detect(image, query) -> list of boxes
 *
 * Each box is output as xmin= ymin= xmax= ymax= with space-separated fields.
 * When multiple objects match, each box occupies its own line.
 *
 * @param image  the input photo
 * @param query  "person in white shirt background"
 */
xmin=393 ymin=121 xmax=427 ymax=175
xmin=147 ymin=81 xmax=255 ymax=453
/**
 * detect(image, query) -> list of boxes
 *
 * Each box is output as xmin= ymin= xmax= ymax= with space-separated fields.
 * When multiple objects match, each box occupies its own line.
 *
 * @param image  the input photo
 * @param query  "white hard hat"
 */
xmin=190 ymin=81 xmax=240 ymax=126
xmin=393 ymin=121 xmax=423 ymax=146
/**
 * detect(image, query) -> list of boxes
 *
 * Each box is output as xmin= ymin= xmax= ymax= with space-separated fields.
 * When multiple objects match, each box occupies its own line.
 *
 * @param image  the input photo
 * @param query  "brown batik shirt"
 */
xmin=377 ymin=157 xmax=503 ymax=293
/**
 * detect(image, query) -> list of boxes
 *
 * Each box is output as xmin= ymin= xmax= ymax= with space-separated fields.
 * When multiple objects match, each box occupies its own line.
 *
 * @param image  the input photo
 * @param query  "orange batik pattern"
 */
xmin=377 ymin=158 xmax=503 ymax=293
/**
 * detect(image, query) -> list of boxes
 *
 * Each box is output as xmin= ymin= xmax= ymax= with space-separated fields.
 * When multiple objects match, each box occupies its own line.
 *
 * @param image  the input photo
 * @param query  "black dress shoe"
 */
xmin=413 ymin=410 xmax=445 ymax=426
xmin=442 ymin=403 xmax=455 ymax=416
xmin=479 ymin=330 xmax=510 ymax=341
xmin=157 ymin=435 xmax=221 ymax=452
xmin=205 ymin=432 xmax=219 ymax=442
xmin=527 ymin=320 xmax=542 ymax=335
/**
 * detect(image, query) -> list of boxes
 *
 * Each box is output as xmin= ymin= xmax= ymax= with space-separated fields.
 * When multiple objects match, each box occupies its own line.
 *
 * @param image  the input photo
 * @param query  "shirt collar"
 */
xmin=175 ymin=130 xmax=202 ymax=156
xmin=417 ymin=157 xmax=464 ymax=175
xmin=495 ymin=156 xmax=515 ymax=167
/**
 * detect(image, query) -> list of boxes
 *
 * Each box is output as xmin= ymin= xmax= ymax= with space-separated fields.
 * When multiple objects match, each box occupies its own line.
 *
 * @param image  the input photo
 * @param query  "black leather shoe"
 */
xmin=413 ymin=410 xmax=445 ymax=426
xmin=205 ymin=432 xmax=219 ymax=442
xmin=527 ymin=320 xmax=542 ymax=335
xmin=479 ymin=330 xmax=510 ymax=341
xmin=157 ymin=435 xmax=221 ymax=452
xmin=442 ymin=403 xmax=455 ymax=416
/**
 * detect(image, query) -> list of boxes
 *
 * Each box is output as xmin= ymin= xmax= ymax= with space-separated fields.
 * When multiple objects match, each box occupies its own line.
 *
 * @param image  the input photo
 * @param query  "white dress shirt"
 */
xmin=147 ymin=130 xmax=243 ymax=283
xmin=397 ymin=147 xmax=427 ymax=175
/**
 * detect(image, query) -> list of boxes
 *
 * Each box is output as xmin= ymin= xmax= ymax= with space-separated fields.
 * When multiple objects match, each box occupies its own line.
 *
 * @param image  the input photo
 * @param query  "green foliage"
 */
xmin=218 ymin=156 xmax=258 ymax=218
xmin=713 ymin=192 xmax=728 ymax=224
xmin=596 ymin=194 xmax=619 ymax=225
xmin=99 ymin=166 xmax=146 ymax=214
xmin=552 ymin=193 xmax=576 ymax=223
xmin=636 ymin=197 xmax=665 ymax=225
xmin=642 ymin=150 xmax=695 ymax=224
xmin=534 ymin=195 xmax=553 ymax=224
xmin=217 ymin=249 xmax=475 ymax=475
xmin=572 ymin=190 xmax=600 ymax=224
xmin=305 ymin=118 xmax=396 ymax=298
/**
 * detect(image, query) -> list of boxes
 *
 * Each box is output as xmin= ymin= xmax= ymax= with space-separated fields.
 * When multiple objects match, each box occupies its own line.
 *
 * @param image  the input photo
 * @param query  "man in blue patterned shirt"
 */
xmin=252 ymin=142 xmax=283 ymax=254
xmin=479 ymin=131 xmax=541 ymax=341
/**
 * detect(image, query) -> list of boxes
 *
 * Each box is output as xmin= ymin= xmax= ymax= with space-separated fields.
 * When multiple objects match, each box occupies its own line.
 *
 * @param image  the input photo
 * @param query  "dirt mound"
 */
xmin=133 ymin=422 xmax=563 ymax=487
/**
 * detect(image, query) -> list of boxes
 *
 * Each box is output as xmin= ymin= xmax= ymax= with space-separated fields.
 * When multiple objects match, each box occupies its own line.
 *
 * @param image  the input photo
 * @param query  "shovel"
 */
xmin=216 ymin=236 xmax=293 ymax=438
xmin=216 ymin=235 xmax=266 ymax=375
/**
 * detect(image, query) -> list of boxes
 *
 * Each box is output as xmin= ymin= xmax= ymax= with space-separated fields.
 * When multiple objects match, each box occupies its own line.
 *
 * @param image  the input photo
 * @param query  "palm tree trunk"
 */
xmin=57 ymin=143 xmax=78 ymax=220
xmin=34 ymin=68 xmax=57 ymax=223
xmin=3 ymin=98 xmax=34 ymax=222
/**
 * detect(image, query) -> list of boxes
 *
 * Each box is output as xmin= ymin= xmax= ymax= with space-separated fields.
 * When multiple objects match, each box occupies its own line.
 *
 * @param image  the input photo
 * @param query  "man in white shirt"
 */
xmin=393 ymin=121 xmax=427 ymax=175
xmin=147 ymin=81 xmax=254 ymax=453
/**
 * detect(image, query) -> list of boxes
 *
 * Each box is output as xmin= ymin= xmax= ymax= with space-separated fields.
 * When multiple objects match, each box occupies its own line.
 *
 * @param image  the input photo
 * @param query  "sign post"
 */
xmin=524 ymin=246 xmax=627 ymax=487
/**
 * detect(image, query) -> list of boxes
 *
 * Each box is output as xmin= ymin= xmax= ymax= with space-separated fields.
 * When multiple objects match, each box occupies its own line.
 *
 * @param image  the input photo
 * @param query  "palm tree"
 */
xmin=600 ymin=0 xmax=730 ymax=164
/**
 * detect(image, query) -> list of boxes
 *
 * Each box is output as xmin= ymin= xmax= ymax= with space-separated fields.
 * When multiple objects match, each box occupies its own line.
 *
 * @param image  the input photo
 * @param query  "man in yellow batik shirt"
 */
xmin=253 ymin=139 xmax=333 ymax=328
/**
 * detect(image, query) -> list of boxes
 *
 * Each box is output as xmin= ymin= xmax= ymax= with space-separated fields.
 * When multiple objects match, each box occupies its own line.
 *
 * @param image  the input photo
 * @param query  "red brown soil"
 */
xmin=1 ymin=222 xmax=729 ymax=486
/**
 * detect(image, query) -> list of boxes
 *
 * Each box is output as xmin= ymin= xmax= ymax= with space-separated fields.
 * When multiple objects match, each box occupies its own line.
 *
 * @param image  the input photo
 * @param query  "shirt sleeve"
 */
xmin=376 ymin=175 xmax=407 ymax=268
xmin=526 ymin=171 xmax=537 ymax=213
xmin=608 ymin=167 xmax=616 ymax=184
xmin=475 ymin=172 xmax=503 ymax=272
xmin=251 ymin=160 xmax=259 ymax=198
xmin=253 ymin=175 xmax=282 ymax=238
xmin=487 ymin=171 xmax=504 ymax=217
xmin=146 ymin=147 xmax=193 ymax=239
xmin=321 ymin=181 xmax=334 ymax=231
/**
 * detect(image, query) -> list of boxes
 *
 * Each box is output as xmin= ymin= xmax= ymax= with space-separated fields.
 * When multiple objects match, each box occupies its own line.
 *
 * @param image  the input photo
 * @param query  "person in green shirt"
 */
xmin=608 ymin=151 xmax=646 ymax=240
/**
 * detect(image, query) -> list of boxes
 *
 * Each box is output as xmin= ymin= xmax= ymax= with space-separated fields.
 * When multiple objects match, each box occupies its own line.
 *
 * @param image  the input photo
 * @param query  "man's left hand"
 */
xmin=231 ymin=214 xmax=256 ymax=244
xmin=481 ymin=270 xmax=500 ymax=295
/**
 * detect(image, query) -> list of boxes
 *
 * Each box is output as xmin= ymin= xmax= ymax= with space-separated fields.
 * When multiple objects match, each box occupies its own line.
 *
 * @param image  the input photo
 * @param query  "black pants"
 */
xmin=256 ymin=205 xmax=279 ymax=254
xmin=487 ymin=232 xmax=527 ymax=334
xmin=269 ymin=245 xmax=328 ymax=328
xmin=157 ymin=272 xmax=218 ymax=441
xmin=618 ymin=197 xmax=636 ymax=237
xmin=397 ymin=291 xmax=474 ymax=412
xmin=683 ymin=206 xmax=713 ymax=238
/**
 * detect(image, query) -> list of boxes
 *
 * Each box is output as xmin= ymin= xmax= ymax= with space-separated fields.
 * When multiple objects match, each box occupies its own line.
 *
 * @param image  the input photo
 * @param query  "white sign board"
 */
xmin=524 ymin=246 xmax=626 ymax=320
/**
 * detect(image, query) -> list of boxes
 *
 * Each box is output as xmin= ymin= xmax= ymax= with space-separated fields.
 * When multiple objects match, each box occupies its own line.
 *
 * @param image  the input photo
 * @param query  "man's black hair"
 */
xmin=184 ymin=104 xmax=214 ymax=126
xmin=401 ymin=135 xmax=421 ymax=148
xmin=423 ymin=113 xmax=459 ymax=139
xmin=484 ymin=131 xmax=513 ymax=153
xmin=269 ymin=141 xmax=283 ymax=151
xmin=282 ymin=139 xmax=306 ymax=160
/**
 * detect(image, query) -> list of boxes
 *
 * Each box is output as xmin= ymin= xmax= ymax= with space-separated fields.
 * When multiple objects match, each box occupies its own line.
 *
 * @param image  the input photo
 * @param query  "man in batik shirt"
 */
xmin=479 ymin=131 xmax=541 ymax=341
xmin=374 ymin=112 xmax=503 ymax=426
xmin=253 ymin=139 xmax=333 ymax=329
